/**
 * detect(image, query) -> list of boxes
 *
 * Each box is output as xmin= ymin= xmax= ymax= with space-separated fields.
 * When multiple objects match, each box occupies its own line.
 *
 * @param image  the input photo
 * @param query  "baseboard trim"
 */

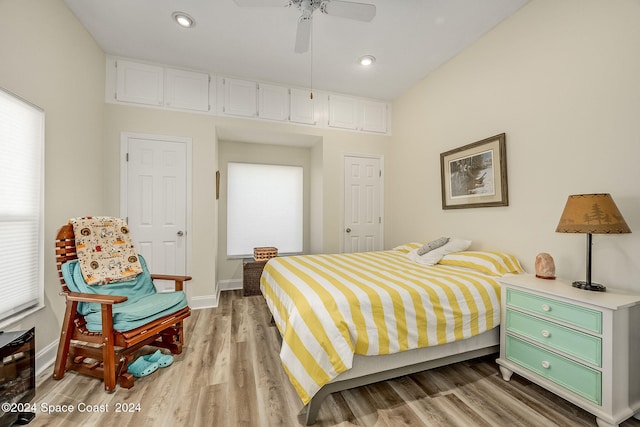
xmin=35 ymin=339 xmax=58 ymax=385
xmin=218 ymin=279 xmax=242 ymax=291
xmin=189 ymin=293 xmax=219 ymax=310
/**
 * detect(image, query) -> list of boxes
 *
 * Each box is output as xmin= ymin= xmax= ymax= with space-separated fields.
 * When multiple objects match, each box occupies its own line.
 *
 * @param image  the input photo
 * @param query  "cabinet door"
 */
xmin=328 ymin=94 xmax=358 ymax=129
xmin=116 ymin=60 xmax=164 ymax=106
xmin=360 ymin=100 xmax=388 ymax=133
xmin=164 ymin=68 xmax=210 ymax=112
xmin=258 ymin=84 xmax=289 ymax=121
xmin=223 ymin=77 xmax=257 ymax=117
xmin=290 ymin=88 xmax=315 ymax=124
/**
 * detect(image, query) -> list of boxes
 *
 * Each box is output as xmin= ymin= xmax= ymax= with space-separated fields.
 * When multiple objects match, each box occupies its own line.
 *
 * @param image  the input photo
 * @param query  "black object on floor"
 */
xmin=13 ymin=412 xmax=35 ymax=425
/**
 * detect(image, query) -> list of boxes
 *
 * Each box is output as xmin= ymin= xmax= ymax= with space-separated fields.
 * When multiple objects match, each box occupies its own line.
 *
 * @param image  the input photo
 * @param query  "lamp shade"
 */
xmin=556 ymin=193 xmax=631 ymax=234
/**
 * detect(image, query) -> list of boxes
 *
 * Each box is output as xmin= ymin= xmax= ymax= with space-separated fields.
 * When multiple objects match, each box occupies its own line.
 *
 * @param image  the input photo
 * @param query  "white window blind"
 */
xmin=0 ymin=88 xmax=44 ymax=323
xmin=227 ymin=162 xmax=303 ymax=257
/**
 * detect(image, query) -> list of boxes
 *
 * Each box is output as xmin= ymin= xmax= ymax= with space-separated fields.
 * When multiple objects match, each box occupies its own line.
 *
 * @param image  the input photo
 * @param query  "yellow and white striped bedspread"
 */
xmin=260 ymin=248 xmax=501 ymax=405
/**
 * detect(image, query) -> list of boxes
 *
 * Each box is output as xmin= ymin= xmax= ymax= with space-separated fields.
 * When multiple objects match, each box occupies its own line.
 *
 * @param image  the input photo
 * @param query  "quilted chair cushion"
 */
xmin=61 ymin=255 xmax=188 ymax=332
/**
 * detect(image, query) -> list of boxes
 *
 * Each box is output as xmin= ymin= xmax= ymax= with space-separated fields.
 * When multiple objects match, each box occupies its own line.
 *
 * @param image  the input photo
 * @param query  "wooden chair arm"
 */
xmin=62 ymin=291 xmax=128 ymax=305
xmin=150 ymin=274 xmax=192 ymax=292
xmin=150 ymin=274 xmax=192 ymax=282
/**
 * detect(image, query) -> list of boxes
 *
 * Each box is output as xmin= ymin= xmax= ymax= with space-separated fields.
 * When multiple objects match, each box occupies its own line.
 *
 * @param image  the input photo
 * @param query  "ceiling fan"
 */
xmin=232 ymin=0 xmax=376 ymax=53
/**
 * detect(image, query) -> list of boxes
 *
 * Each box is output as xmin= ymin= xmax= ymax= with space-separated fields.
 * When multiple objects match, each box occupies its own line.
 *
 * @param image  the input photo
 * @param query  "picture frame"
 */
xmin=440 ymin=133 xmax=508 ymax=209
xmin=216 ymin=170 xmax=220 ymax=200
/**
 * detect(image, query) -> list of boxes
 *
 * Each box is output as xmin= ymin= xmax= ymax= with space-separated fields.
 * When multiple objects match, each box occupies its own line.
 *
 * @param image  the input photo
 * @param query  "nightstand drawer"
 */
xmin=506 ymin=335 xmax=601 ymax=405
xmin=506 ymin=309 xmax=601 ymax=366
xmin=506 ymin=288 xmax=602 ymax=333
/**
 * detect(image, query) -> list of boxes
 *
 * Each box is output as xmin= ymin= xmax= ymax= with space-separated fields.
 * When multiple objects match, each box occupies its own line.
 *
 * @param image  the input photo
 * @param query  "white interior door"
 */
xmin=122 ymin=133 xmax=189 ymax=291
xmin=343 ymin=155 xmax=383 ymax=253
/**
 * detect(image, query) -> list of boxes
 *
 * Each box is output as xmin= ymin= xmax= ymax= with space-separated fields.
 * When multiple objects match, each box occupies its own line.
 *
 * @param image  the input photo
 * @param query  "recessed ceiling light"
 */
xmin=172 ymin=12 xmax=195 ymax=28
xmin=359 ymin=55 xmax=376 ymax=66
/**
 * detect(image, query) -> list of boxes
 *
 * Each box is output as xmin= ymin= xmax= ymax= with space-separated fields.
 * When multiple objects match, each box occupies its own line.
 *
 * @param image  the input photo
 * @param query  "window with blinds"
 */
xmin=0 ymin=88 xmax=45 ymax=324
xmin=227 ymin=162 xmax=303 ymax=258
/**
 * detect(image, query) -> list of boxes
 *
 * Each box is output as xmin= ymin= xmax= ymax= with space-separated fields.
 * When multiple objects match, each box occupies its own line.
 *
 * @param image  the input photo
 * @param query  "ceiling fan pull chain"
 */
xmin=310 ymin=15 xmax=314 ymax=100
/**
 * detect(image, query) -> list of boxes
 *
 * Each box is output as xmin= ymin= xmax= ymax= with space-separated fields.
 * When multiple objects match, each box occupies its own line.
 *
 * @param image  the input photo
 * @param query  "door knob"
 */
xmin=177 ymin=230 xmax=184 ymax=237
xmin=346 ymin=228 xmax=351 ymax=233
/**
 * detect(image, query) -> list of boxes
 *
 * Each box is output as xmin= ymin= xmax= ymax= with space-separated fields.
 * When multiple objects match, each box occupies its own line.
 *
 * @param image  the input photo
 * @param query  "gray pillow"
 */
xmin=416 ymin=237 xmax=450 ymax=256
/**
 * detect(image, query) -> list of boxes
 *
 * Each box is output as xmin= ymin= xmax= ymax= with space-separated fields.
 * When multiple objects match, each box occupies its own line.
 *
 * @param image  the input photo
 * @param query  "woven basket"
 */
xmin=254 ymin=247 xmax=278 ymax=262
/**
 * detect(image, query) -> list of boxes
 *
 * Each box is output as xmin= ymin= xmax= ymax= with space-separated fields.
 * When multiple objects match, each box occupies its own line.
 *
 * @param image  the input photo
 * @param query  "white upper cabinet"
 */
xmin=108 ymin=57 xmax=390 ymax=134
xmin=328 ymin=95 xmax=358 ymax=130
xmin=223 ymin=77 xmax=258 ymax=117
xmin=360 ymin=99 xmax=388 ymax=133
xmin=258 ymin=84 xmax=289 ymax=121
xmin=164 ymin=68 xmax=210 ymax=112
xmin=116 ymin=60 xmax=164 ymax=106
xmin=290 ymin=88 xmax=315 ymax=124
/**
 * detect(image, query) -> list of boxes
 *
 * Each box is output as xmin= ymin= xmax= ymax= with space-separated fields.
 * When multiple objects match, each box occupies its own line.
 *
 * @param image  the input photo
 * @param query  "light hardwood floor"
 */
xmin=33 ymin=290 xmax=640 ymax=427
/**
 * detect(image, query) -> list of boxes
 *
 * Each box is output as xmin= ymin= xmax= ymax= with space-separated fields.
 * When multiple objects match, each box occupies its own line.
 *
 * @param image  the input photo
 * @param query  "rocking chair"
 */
xmin=52 ymin=219 xmax=191 ymax=391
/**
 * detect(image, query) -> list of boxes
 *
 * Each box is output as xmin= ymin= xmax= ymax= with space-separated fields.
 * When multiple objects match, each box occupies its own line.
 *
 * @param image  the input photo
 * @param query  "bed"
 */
xmin=259 ymin=241 xmax=524 ymax=424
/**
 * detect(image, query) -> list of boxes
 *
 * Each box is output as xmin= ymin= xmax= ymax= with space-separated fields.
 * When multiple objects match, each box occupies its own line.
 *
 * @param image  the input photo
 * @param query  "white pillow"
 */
xmin=407 ymin=238 xmax=472 ymax=265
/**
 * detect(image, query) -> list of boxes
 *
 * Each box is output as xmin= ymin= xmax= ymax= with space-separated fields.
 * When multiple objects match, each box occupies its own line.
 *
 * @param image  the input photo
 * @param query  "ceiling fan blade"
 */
xmin=321 ymin=0 xmax=376 ymax=22
xmin=232 ymin=0 xmax=289 ymax=6
xmin=294 ymin=17 xmax=311 ymax=53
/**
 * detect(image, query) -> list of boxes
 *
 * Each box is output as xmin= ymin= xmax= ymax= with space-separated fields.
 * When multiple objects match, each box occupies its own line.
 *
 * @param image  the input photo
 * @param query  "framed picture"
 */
xmin=440 ymin=133 xmax=508 ymax=209
xmin=216 ymin=170 xmax=220 ymax=200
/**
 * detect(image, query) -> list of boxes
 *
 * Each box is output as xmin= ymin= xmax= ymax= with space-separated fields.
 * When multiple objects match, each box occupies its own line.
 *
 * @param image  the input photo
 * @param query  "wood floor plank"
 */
xmin=32 ymin=291 xmax=640 ymax=427
xmin=477 ymin=363 xmax=592 ymax=426
xmin=194 ymin=383 xmax=228 ymax=427
xmin=231 ymin=297 xmax=249 ymax=344
xmin=426 ymin=365 xmax=535 ymax=427
xmin=389 ymin=375 xmax=489 ymax=427
xmin=352 ymin=381 xmax=428 ymax=426
xmin=229 ymin=341 xmax=259 ymax=426
xmin=339 ymin=387 xmax=382 ymax=427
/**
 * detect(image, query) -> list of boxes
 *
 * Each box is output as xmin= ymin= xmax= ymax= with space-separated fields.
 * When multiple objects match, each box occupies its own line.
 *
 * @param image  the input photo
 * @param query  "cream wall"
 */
xmin=387 ymin=0 xmax=640 ymax=290
xmin=217 ymin=140 xmax=313 ymax=283
xmin=0 ymin=0 xmax=106 ymax=357
xmin=103 ymin=109 xmax=391 ymax=292
xmin=211 ymin=117 xmax=390 ymax=284
xmin=103 ymin=104 xmax=219 ymax=307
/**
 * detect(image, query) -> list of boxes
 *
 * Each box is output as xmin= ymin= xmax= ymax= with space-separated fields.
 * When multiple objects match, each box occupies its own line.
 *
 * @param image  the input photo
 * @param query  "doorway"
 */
xmin=120 ymin=132 xmax=192 ymax=291
xmin=343 ymin=155 xmax=383 ymax=253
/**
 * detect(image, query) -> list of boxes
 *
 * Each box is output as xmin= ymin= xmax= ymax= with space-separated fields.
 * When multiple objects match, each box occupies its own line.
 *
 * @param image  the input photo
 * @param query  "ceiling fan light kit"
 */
xmin=233 ymin=0 xmax=376 ymax=101
xmin=233 ymin=0 xmax=376 ymax=53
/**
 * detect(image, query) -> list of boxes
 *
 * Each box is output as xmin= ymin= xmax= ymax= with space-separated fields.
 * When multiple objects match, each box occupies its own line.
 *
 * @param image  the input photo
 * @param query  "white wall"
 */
xmin=0 ymin=0 xmax=106 ymax=361
xmin=387 ymin=0 xmax=640 ymax=290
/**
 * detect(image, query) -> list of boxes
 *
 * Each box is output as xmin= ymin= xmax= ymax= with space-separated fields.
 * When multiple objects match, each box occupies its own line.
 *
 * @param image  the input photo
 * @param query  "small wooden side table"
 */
xmin=243 ymin=259 xmax=267 ymax=296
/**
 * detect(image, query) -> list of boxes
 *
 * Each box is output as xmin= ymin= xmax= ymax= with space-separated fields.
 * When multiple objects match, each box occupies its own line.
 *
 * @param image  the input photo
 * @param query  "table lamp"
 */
xmin=556 ymin=193 xmax=631 ymax=291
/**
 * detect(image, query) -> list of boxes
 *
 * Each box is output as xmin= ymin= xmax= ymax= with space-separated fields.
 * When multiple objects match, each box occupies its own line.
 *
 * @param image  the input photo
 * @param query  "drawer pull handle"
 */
xmin=541 ymin=360 xmax=550 ymax=369
xmin=541 ymin=304 xmax=550 ymax=312
xmin=541 ymin=330 xmax=550 ymax=338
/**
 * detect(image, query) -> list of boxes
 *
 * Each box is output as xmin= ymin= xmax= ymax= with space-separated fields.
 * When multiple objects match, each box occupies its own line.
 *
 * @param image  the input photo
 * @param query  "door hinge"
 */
xmin=379 ymin=170 xmax=382 ymax=177
xmin=126 ymin=153 xmax=129 ymax=162
xmin=379 ymin=217 xmax=382 ymax=224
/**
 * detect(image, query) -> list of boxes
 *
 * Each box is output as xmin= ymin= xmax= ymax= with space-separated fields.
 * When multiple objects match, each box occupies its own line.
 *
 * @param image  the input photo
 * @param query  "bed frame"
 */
xmin=274 ymin=324 xmax=500 ymax=425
